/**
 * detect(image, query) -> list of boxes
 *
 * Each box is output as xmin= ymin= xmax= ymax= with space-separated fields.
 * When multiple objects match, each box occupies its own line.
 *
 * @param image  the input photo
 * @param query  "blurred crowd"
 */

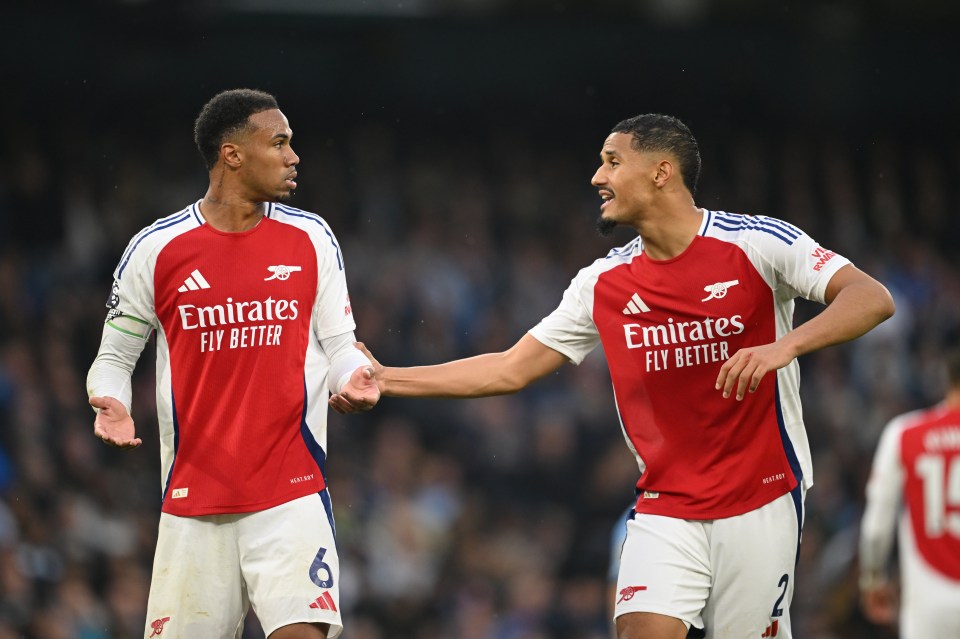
xmin=0 ymin=113 xmax=957 ymax=639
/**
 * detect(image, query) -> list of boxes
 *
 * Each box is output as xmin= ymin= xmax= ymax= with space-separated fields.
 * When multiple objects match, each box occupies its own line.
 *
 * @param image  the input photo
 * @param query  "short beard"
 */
xmin=596 ymin=216 xmax=617 ymax=237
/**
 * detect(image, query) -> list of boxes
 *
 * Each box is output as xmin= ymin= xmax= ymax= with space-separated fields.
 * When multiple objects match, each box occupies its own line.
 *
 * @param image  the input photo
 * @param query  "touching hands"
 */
xmin=89 ymin=396 xmax=143 ymax=449
xmin=329 ymin=343 xmax=383 ymax=414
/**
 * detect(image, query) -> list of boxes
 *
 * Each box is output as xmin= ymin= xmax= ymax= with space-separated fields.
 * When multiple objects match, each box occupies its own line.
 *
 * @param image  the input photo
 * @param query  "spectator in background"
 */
xmin=859 ymin=346 xmax=960 ymax=638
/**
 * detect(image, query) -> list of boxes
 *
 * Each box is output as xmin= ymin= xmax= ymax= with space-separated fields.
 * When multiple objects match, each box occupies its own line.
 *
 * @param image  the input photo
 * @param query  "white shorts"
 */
xmin=899 ymin=517 xmax=960 ymax=639
xmin=144 ymin=492 xmax=342 ymax=639
xmin=615 ymin=488 xmax=804 ymax=639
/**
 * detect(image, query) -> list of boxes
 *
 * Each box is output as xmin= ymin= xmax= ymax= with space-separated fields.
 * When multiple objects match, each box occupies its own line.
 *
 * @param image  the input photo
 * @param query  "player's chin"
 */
xmin=596 ymin=214 xmax=618 ymax=236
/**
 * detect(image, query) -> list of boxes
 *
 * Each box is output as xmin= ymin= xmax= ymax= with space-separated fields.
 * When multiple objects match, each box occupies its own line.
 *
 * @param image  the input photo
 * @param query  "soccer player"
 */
xmin=86 ymin=89 xmax=379 ymax=639
xmin=331 ymin=114 xmax=895 ymax=639
xmin=859 ymin=347 xmax=960 ymax=638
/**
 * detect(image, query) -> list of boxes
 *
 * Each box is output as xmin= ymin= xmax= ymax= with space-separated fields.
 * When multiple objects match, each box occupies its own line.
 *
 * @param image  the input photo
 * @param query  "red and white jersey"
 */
xmin=530 ymin=210 xmax=849 ymax=519
xmin=108 ymin=201 xmax=355 ymax=516
xmin=861 ymin=404 xmax=960 ymax=584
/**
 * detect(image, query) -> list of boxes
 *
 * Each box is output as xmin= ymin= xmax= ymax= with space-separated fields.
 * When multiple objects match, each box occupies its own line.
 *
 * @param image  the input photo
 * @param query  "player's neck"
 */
xmin=199 ymin=190 xmax=267 ymax=233
xmin=636 ymin=205 xmax=703 ymax=261
xmin=944 ymin=387 xmax=960 ymax=409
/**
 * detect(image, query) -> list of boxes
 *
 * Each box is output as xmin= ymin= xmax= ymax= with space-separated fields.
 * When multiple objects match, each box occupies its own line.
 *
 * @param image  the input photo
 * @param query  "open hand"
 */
xmin=89 ymin=396 xmax=142 ymax=449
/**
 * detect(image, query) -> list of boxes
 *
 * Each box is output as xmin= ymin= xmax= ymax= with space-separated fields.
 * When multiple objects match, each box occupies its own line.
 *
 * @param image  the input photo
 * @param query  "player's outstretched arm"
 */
xmin=381 ymin=333 xmax=568 ymax=398
xmin=89 ymin=396 xmax=142 ymax=450
xmin=716 ymin=264 xmax=895 ymax=400
xmin=330 ymin=333 xmax=568 ymax=410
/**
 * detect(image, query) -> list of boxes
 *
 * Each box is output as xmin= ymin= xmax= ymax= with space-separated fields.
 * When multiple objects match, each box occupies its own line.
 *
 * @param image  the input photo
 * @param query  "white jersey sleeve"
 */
xmin=106 ymin=233 xmax=160 ymax=339
xmin=88 ymin=212 xmax=189 ymax=410
xmin=859 ymin=414 xmax=909 ymax=581
xmin=528 ymin=268 xmax=602 ymax=365
xmin=321 ymin=330 xmax=372 ymax=394
xmin=86 ymin=325 xmax=149 ymax=412
xmin=716 ymin=213 xmax=850 ymax=304
xmin=303 ymin=224 xmax=356 ymax=341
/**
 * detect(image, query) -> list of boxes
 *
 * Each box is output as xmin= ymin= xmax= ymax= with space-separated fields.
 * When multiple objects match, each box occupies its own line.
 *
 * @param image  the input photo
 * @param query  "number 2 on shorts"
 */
xmin=771 ymin=573 xmax=789 ymax=617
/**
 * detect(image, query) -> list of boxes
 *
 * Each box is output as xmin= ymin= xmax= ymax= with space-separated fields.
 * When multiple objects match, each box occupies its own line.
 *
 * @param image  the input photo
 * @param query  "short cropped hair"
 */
xmin=193 ymin=89 xmax=279 ymax=170
xmin=611 ymin=114 xmax=701 ymax=196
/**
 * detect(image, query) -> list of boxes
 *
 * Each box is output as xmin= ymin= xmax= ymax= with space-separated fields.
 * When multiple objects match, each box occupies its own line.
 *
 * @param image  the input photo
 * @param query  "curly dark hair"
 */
xmin=611 ymin=114 xmax=701 ymax=196
xmin=193 ymin=89 xmax=279 ymax=170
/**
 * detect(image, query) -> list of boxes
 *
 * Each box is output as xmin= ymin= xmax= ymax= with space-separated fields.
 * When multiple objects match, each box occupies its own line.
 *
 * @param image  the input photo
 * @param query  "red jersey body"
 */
xmin=899 ymin=406 xmax=960 ymax=579
xmin=531 ymin=210 xmax=849 ymax=519
xmin=106 ymin=201 xmax=355 ymax=516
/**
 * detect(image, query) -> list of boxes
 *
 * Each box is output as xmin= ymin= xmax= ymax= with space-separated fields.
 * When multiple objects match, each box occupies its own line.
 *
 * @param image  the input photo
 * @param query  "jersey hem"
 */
xmin=527 ymin=329 xmax=582 ymax=365
xmin=159 ymin=481 xmax=327 ymax=517
xmin=634 ymin=478 xmax=797 ymax=521
xmin=809 ymin=255 xmax=851 ymax=303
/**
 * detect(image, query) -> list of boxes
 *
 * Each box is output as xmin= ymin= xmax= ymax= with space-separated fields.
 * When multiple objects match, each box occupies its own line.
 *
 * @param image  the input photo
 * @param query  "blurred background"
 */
xmin=2 ymin=1 xmax=959 ymax=637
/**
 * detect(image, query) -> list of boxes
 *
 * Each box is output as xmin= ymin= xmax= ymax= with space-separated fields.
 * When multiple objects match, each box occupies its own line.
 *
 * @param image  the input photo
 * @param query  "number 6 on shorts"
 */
xmin=310 ymin=547 xmax=335 ymax=588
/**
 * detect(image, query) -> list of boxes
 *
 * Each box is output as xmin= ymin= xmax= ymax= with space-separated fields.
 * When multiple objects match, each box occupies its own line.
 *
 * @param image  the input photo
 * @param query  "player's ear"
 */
xmin=221 ymin=142 xmax=243 ymax=169
xmin=654 ymin=159 xmax=674 ymax=188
